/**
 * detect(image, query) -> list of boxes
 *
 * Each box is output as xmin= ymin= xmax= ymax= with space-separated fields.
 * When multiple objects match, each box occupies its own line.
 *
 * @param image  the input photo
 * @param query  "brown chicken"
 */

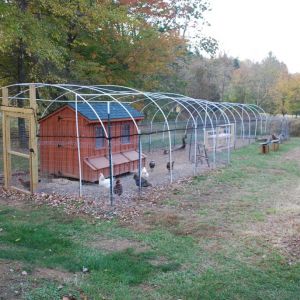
xmin=166 ymin=161 xmax=175 ymax=172
xmin=113 ymin=179 xmax=123 ymax=196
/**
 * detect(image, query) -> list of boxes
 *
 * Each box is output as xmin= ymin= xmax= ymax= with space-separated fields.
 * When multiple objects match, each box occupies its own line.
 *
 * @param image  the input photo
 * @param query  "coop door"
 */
xmin=1 ymin=107 xmax=38 ymax=193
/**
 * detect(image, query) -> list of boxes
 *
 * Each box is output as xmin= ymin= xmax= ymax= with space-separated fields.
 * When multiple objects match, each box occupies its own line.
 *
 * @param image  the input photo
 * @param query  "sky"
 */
xmin=202 ymin=0 xmax=300 ymax=73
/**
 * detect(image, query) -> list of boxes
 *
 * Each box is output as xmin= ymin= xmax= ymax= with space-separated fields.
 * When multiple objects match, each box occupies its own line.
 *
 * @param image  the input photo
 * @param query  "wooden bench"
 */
xmin=271 ymin=139 xmax=280 ymax=151
xmin=260 ymin=142 xmax=270 ymax=154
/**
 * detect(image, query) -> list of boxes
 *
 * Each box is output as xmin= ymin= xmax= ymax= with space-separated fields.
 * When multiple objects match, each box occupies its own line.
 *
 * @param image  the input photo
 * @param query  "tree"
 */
xmin=0 ymin=0 xmax=217 ymax=92
xmin=184 ymin=53 xmax=236 ymax=101
xmin=0 ymin=0 xmax=123 ymax=145
xmin=225 ymin=53 xmax=288 ymax=113
xmin=275 ymin=74 xmax=300 ymax=116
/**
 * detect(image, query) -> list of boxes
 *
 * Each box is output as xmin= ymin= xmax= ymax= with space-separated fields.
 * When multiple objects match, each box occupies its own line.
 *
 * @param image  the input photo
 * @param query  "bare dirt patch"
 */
xmin=0 ymin=260 xmax=27 ymax=299
xmin=282 ymin=148 xmax=300 ymax=165
xmin=89 ymin=238 xmax=150 ymax=253
xmin=33 ymin=267 xmax=75 ymax=283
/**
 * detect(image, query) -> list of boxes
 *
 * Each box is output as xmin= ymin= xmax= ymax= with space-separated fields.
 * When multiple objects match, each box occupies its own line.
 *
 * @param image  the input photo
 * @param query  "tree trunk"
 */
xmin=16 ymin=0 xmax=29 ymax=148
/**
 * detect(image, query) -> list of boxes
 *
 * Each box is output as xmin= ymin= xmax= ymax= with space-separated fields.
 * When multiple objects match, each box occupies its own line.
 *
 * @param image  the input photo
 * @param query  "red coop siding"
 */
xmin=39 ymin=106 xmax=145 ymax=182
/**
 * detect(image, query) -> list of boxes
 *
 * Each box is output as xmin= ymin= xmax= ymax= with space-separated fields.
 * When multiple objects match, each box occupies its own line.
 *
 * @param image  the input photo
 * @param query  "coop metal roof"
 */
xmin=68 ymin=102 xmax=144 ymax=121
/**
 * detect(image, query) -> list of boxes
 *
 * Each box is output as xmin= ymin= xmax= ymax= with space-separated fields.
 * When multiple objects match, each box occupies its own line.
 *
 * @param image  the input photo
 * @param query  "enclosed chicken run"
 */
xmin=0 ymin=83 xmax=268 ymax=203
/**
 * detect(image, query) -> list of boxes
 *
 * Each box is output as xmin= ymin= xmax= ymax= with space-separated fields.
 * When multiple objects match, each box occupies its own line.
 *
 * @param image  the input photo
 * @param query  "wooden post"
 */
xmin=2 ymin=112 xmax=9 ymax=188
xmin=2 ymin=88 xmax=10 ymax=188
xmin=2 ymin=87 xmax=9 ymax=106
xmin=29 ymin=84 xmax=37 ymax=111
xmin=29 ymin=113 xmax=38 ymax=193
xmin=29 ymin=84 xmax=38 ymax=193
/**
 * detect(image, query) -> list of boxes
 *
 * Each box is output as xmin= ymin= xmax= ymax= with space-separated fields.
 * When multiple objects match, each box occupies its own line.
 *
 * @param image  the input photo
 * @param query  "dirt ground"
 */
xmin=6 ymin=137 xmax=251 ymax=203
xmin=0 ymin=259 xmax=79 ymax=300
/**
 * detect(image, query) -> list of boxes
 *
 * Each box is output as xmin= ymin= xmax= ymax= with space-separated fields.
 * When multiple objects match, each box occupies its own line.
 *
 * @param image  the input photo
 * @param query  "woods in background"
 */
xmin=184 ymin=51 xmax=300 ymax=116
xmin=0 ymin=0 xmax=216 ymax=89
xmin=0 ymin=1 xmax=299 ymax=116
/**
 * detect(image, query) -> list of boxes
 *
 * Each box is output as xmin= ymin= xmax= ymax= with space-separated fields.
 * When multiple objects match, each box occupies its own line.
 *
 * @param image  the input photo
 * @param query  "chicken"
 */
xmin=181 ymin=135 xmax=187 ymax=149
xmin=149 ymin=160 xmax=155 ymax=172
xmin=113 ymin=179 xmax=123 ymax=196
xmin=166 ymin=161 xmax=175 ymax=172
xmin=18 ymin=178 xmax=30 ymax=189
xmin=133 ymin=174 xmax=152 ymax=187
xmin=99 ymin=173 xmax=112 ymax=189
xmin=141 ymin=167 xmax=149 ymax=178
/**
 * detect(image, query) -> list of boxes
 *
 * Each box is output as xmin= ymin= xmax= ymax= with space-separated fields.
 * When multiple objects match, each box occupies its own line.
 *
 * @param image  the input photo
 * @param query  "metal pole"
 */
xmin=193 ymin=124 xmax=197 ymax=176
xmin=138 ymin=130 xmax=142 ymax=193
xmin=173 ymin=120 xmax=177 ymax=147
xmin=107 ymin=102 xmax=114 ymax=206
xmin=168 ymin=131 xmax=173 ymax=183
xmin=227 ymin=125 xmax=231 ymax=164
xmin=149 ymin=122 xmax=152 ymax=152
xmin=75 ymin=95 xmax=83 ymax=197
xmin=241 ymin=108 xmax=245 ymax=140
xmin=248 ymin=116 xmax=251 ymax=144
xmin=213 ymin=126 xmax=217 ymax=168
xmin=204 ymin=103 xmax=208 ymax=129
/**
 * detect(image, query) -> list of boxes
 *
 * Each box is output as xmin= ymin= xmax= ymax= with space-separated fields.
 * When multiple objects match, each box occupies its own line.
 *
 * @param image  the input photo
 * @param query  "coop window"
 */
xmin=121 ymin=124 xmax=131 ymax=144
xmin=95 ymin=126 xmax=105 ymax=149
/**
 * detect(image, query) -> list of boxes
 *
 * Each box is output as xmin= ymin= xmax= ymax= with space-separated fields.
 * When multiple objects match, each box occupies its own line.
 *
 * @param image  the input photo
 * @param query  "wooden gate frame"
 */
xmin=1 ymin=85 xmax=38 ymax=194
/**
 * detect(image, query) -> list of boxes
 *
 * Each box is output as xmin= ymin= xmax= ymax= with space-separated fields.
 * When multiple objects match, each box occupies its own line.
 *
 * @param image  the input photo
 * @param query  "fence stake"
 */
xmin=107 ymin=102 xmax=114 ymax=206
xmin=75 ymin=95 xmax=83 ymax=198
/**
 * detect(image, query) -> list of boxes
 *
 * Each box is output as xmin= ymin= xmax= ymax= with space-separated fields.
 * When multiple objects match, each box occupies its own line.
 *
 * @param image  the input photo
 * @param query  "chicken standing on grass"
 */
xmin=113 ymin=179 xmax=123 ymax=196
xmin=98 ymin=173 xmax=112 ymax=189
xmin=133 ymin=174 xmax=152 ymax=187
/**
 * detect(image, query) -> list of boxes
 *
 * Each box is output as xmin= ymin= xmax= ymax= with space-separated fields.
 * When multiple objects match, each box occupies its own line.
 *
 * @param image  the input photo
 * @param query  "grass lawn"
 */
xmin=0 ymin=139 xmax=300 ymax=299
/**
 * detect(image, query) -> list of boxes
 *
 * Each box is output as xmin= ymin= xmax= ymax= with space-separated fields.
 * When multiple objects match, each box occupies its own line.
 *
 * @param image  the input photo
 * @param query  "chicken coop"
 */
xmin=0 ymin=83 xmax=268 ymax=203
xmin=39 ymin=102 xmax=146 ymax=182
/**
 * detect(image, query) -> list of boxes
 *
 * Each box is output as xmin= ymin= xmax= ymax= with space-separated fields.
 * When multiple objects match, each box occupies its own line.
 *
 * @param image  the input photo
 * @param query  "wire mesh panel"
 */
xmin=9 ymin=116 xmax=30 ymax=154
xmin=204 ymin=124 xmax=234 ymax=166
xmin=0 ymin=112 xmax=3 ymax=186
xmin=10 ymin=154 xmax=30 ymax=192
xmin=0 ymin=83 xmax=269 ymax=203
xmin=7 ymin=116 xmax=31 ymax=192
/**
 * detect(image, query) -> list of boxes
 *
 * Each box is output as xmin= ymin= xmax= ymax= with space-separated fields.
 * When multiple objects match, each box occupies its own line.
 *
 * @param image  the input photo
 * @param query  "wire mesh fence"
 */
xmin=0 ymin=112 xmax=2 ymax=184
xmin=0 ymin=84 xmax=273 ymax=204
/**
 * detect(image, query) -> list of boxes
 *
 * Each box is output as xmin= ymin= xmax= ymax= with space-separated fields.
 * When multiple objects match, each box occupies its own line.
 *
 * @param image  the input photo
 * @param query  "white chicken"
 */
xmin=99 ymin=173 xmax=112 ymax=189
xmin=141 ymin=167 xmax=149 ymax=178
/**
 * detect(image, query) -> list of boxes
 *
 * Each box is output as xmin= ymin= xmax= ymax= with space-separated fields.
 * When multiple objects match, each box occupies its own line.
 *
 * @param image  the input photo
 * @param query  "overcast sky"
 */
xmin=203 ymin=0 xmax=300 ymax=73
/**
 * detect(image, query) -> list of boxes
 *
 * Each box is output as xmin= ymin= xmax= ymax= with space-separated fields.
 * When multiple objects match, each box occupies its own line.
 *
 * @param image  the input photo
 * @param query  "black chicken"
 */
xmin=166 ymin=161 xmax=175 ymax=172
xmin=113 ymin=179 xmax=123 ymax=196
xmin=133 ymin=174 xmax=152 ymax=187
xmin=149 ymin=160 xmax=155 ymax=172
xmin=18 ymin=178 xmax=30 ymax=189
xmin=182 ymin=135 xmax=187 ymax=149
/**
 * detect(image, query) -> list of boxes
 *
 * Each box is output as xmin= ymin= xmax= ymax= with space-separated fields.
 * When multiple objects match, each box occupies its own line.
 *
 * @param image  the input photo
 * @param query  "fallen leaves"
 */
xmin=0 ymin=176 xmax=193 ymax=225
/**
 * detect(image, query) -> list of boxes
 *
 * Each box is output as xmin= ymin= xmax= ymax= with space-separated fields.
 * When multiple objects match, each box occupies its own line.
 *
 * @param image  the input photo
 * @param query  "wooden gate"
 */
xmin=1 ymin=86 xmax=38 ymax=194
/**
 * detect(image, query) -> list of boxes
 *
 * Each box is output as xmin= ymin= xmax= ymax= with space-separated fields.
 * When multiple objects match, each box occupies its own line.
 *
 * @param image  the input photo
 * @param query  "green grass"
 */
xmin=0 ymin=139 xmax=300 ymax=299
